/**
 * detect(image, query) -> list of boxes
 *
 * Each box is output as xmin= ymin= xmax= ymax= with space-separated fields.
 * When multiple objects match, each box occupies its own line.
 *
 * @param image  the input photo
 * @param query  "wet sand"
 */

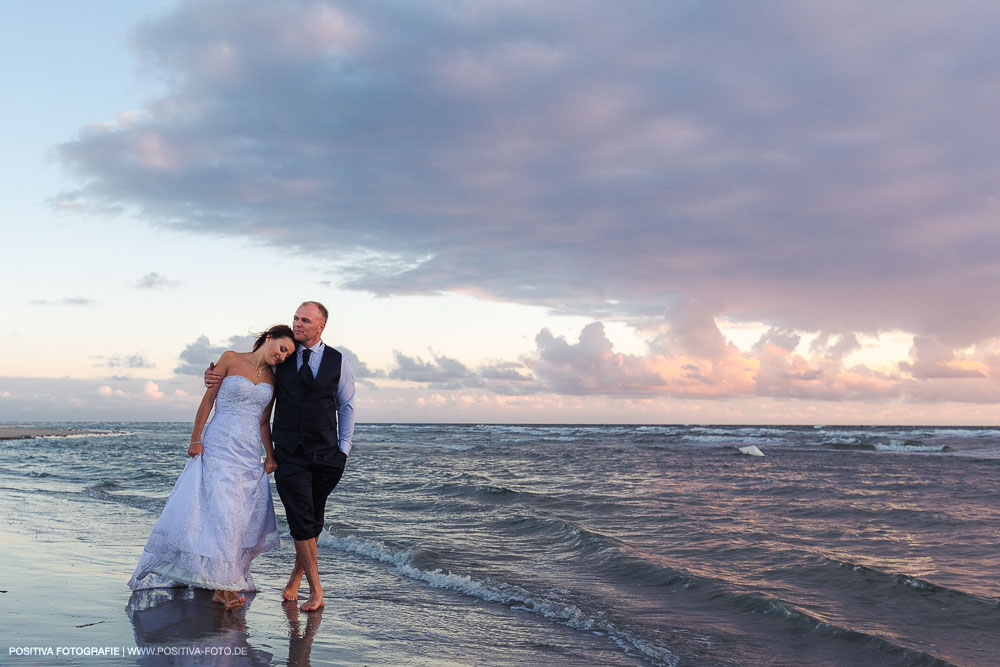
xmin=0 ymin=528 xmax=389 ymax=666
xmin=0 ymin=489 xmax=411 ymax=666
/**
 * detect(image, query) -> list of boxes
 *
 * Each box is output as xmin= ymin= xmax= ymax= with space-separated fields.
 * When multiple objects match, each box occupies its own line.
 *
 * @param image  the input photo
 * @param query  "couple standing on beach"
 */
xmin=128 ymin=301 xmax=356 ymax=612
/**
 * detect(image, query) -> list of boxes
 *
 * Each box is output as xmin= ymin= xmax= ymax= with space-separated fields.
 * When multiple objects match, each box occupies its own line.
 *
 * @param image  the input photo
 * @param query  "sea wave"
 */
xmin=326 ymin=521 xmax=957 ymax=666
xmin=680 ymin=434 xmax=782 ymax=446
xmin=921 ymin=428 xmax=1000 ymax=439
xmin=411 ymin=441 xmax=478 ymax=451
xmin=822 ymin=437 xmax=950 ymax=453
xmin=436 ymin=482 xmax=525 ymax=498
xmin=825 ymin=441 xmax=877 ymax=451
xmin=492 ymin=516 xmax=697 ymax=590
xmin=707 ymin=588 xmax=955 ymax=664
xmin=835 ymin=560 xmax=998 ymax=610
xmin=317 ymin=531 xmax=680 ymax=666
xmin=432 ymin=481 xmax=546 ymax=503
xmin=83 ymin=479 xmax=165 ymax=512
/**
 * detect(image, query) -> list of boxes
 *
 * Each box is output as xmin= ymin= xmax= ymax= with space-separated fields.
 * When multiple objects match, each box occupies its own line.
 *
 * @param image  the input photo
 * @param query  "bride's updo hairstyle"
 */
xmin=252 ymin=324 xmax=295 ymax=351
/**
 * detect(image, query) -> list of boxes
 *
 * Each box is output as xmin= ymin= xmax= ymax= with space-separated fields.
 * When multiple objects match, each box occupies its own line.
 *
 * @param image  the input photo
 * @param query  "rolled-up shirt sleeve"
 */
xmin=337 ymin=355 xmax=356 ymax=456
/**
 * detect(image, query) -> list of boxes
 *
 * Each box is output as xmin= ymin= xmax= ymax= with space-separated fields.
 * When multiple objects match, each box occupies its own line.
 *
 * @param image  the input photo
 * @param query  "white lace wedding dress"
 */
xmin=129 ymin=375 xmax=280 ymax=592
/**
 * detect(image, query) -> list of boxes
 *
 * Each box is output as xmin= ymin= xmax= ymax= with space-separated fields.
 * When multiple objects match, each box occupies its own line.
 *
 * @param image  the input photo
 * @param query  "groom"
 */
xmin=206 ymin=300 xmax=355 ymax=611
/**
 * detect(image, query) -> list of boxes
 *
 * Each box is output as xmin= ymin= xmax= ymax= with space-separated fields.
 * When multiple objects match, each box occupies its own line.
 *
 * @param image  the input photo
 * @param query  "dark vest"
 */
xmin=272 ymin=345 xmax=343 ymax=455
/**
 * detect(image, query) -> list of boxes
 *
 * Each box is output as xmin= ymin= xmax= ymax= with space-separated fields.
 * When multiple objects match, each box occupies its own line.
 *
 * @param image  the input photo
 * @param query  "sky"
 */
xmin=3 ymin=0 xmax=1000 ymax=424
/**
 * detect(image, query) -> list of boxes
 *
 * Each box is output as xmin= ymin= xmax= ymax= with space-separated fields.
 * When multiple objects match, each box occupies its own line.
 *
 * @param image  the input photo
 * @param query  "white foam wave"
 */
xmin=687 ymin=426 xmax=796 ymax=437
xmin=317 ymin=531 xmax=678 ymax=666
xmin=823 ymin=437 xmax=861 ymax=445
xmin=922 ymin=428 xmax=1000 ymax=438
xmin=681 ymin=434 xmax=781 ymax=446
xmin=820 ymin=428 xmax=914 ymax=439
xmin=14 ymin=430 xmax=130 ymax=441
xmin=874 ymin=441 xmax=947 ymax=453
xmin=901 ymin=577 xmax=935 ymax=591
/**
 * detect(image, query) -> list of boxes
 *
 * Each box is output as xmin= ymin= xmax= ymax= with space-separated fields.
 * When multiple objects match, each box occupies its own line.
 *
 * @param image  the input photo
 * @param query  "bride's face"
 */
xmin=265 ymin=336 xmax=295 ymax=365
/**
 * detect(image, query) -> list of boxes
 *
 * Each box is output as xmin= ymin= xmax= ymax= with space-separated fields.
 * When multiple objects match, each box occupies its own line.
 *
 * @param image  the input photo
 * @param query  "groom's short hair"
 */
xmin=300 ymin=300 xmax=329 ymax=322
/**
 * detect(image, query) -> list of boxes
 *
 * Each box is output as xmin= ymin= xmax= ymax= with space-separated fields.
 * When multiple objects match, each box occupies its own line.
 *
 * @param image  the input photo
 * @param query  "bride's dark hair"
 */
xmin=252 ymin=324 xmax=295 ymax=352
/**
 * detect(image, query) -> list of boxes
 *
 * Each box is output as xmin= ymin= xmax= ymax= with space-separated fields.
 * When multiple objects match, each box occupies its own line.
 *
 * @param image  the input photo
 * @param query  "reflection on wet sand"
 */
xmin=282 ymin=600 xmax=322 ymax=666
xmin=126 ymin=588 xmax=272 ymax=665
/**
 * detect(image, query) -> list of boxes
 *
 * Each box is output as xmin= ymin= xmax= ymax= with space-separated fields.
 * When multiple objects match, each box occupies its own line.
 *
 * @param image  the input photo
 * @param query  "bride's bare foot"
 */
xmin=282 ymin=574 xmax=302 ymax=601
xmin=214 ymin=590 xmax=245 ymax=610
xmin=225 ymin=591 xmax=246 ymax=610
xmin=300 ymin=593 xmax=324 ymax=612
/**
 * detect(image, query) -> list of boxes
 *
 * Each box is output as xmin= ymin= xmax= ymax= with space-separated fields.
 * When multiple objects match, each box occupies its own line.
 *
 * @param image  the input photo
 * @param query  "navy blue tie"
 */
xmin=299 ymin=349 xmax=314 ymax=385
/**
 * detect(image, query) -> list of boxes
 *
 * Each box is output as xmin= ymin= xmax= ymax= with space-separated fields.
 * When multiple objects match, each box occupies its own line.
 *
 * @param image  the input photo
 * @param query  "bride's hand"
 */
xmin=264 ymin=456 xmax=277 ymax=474
xmin=188 ymin=442 xmax=204 ymax=457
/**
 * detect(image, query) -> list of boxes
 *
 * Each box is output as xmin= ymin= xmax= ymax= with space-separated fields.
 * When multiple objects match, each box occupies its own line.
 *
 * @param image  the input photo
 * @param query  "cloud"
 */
xmin=174 ymin=337 xmax=382 ymax=385
xmin=134 ymin=272 xmax=182 ymax=289
xmin=143 ymin=381 xmax=165 ymax=399
xmin=374 ymin=313 xmax=1000 ymax=405
xmin=55 ymin=0 xmax=1000 ymax=351
xmin=30 ymin=297 xmax=96 ymax=306
xmin=385 ymin=349 xmax=537 ymax=395
xmin=528 ymin=319 xmax=757 ymax=398
xmin=898 ymin=336 xmax=987 ymax=379
xmin=389 ymin=351 xmax=477 ymax=390
xmin=340 ymin=346 xmax=381 ymax=379
xmin=174 ymin=334 xmax=255 ymax=375
xmin=92 ymin=354 xmax=155 ymax=369
xmin=531 ymin=323 xmax=664 ymax=396
xmin=753 ymin=340 xmax=901 ymax=402
xmin=0 ymin=376 xmax=201 ymax=420
xmin=478 ymin=361 xmax=532 ymax=382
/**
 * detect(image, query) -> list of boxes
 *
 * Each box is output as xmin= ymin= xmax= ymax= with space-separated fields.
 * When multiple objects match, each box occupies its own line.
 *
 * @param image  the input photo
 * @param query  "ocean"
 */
xmin=2 ymin=422 xmax=999 ymax=666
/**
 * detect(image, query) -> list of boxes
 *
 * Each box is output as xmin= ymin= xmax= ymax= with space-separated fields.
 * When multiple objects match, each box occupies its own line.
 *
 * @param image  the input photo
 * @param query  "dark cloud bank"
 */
xmin=56 ymin=0 xmax=1000 ymax=401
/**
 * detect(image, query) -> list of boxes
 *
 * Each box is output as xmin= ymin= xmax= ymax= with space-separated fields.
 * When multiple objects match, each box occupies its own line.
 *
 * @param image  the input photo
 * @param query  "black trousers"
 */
xmin=273 ymin=445 xmax=345 ymax=541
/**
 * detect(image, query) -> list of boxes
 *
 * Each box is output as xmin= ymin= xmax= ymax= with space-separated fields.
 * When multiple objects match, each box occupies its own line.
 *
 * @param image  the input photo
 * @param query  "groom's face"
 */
xmin=292 ymin=304 xmax=326 ymax=346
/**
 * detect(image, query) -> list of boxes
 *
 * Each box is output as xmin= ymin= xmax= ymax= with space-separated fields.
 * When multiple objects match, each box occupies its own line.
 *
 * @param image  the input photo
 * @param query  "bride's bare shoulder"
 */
xmin=215 ymin=350 xmax=242 ymax=373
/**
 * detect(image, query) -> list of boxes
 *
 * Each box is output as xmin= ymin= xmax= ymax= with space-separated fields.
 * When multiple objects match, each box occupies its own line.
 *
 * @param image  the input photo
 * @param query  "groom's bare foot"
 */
xmin=300 ymin=593 xmax=324 ymax=612
xmin=282 ymin=575 xmax=302 ymax=601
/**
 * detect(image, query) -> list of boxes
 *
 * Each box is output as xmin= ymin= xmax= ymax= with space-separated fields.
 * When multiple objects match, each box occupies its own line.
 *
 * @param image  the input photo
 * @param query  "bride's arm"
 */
xmin=189 ymin=352 xmax=233 ymax=457
xmin=259 ymin=396 xmax=277 ymax=473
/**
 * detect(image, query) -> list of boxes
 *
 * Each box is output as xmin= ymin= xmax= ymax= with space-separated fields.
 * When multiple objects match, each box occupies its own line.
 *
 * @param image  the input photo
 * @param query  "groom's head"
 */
xmin=292 ymin=301 xmax=328 ymax=347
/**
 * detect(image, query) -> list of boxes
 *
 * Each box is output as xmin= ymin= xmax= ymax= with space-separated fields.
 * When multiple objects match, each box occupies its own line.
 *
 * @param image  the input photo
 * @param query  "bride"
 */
xmin=129 ymin=324 xmax=296 ymax=609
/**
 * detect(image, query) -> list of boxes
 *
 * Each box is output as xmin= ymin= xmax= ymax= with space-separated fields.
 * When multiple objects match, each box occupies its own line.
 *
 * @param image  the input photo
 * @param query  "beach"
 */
xmin=1 ymin=464 xmax=598 ymax=666
xmin=0 ymin=424 xmax=642 ymax=666
xmin=2 ymin=422 xmax=999 ymax=665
